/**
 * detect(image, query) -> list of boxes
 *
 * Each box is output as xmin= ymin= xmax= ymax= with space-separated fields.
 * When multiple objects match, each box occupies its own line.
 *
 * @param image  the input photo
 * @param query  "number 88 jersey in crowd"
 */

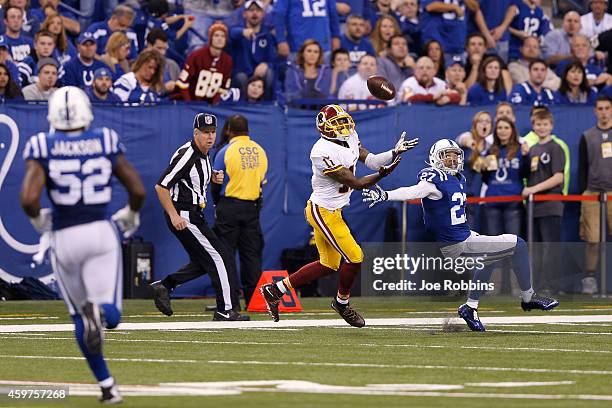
xmin=417 ymin=166 xmax=471 ymax=243
xmin=23 ymin=127 xmax=123 ymax=230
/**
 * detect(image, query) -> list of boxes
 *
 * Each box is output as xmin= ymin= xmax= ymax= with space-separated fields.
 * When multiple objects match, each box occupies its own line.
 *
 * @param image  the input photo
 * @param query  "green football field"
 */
xmin=1 ymin=297 xmax=612 ymax=408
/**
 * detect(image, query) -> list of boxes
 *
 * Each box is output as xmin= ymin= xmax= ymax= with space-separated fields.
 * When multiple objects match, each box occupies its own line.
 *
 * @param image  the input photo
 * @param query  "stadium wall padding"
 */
xmin=0 ymin=104 xmax=597 ymax=297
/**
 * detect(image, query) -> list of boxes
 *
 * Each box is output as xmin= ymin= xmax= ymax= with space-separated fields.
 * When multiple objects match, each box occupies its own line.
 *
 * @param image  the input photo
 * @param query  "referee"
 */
xmin=212 ymin=114 xmax=268 ymax=306
xmin=150 ymin=113 xmax=248 ymax=321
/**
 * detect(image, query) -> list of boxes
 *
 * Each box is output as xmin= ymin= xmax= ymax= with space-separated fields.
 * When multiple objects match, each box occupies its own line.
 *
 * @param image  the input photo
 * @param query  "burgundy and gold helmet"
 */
xmin=316 ymin=104 xmax=355 ymax=140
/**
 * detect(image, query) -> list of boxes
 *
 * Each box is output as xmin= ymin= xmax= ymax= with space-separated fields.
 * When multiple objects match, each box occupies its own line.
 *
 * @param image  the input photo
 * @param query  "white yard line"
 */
xmin=3 ymin=315 xmax=612 ymax=333
xmin=0 ymin=355 xmax=198 ymax=363
xmin=0 ymin=336 xmax=302 ymax=346
xmin=0 ymin=317 xmax=58 ymax=320
xmin=359 ymin=343 xmax=612 ymax=354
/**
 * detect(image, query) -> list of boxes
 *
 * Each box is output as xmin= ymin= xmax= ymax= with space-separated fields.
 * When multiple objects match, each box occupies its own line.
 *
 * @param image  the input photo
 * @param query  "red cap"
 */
xmin=208 ymin=21 xmax=228 ymax=45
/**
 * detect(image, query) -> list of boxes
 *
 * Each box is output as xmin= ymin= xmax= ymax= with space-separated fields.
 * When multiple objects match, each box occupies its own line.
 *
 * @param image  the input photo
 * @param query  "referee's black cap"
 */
xmin=193 ymin=113 xmax=217 ymax=130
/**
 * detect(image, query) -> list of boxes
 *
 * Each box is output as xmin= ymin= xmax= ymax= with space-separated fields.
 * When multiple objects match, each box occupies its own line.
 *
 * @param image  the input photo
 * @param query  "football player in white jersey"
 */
xmin=261 ymin=104 xmax=418 ymax=327
xmin=20 ymin=87 xmax=146 ymax=404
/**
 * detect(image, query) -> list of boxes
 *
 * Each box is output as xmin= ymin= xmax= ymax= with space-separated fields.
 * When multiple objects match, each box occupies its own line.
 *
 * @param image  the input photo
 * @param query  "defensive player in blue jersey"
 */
xmin=20 ymin=87 xmax=146 ymax=403
xmin=363 ymin=139 xmax=559 ymax=331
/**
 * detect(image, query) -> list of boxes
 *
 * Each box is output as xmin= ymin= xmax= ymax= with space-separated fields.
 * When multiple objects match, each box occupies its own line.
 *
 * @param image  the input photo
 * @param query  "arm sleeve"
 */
xmin=387 ymin=180 xmax=441 ymax=201
xmin=551 ymin=143 xmax=565 ymax=175
xmin=175 ymin=54 xmax=195 ymax=101
xmin=364 ymin=150 xmax=394 ymax=170
xmin=157 ymin=147 xmax=195 ymax=189
xmin=578 ymin=134 xmax=588 ymax=193
xmin=112 ymin=75 xmax=132 ymax=102
xmin=273 ymin=0 xmax=289 ymax=44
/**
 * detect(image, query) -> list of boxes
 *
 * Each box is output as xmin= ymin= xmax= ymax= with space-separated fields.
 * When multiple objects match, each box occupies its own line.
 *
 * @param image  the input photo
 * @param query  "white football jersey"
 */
xmin=309 ymin=132 xmax=361 ymax=211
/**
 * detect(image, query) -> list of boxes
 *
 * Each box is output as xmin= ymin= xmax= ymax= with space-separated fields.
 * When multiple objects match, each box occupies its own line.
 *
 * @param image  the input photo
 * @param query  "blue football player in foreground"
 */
xmin=362 ymin=139 xmax=559 ymax=331
xmin=20 ymin=87 xmax=146 ymax=403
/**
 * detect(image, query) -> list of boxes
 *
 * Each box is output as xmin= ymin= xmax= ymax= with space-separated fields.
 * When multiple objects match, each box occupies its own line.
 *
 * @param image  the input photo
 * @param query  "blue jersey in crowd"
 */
xmin=229 ymin=25 xmax=277 ymax=77
xmin=53 ymin=42 xmax=78 ymax=66
xmin=419 ymin=0 xmax=467 ymax=55
xmin=84 ymin=21 xmax=139 ymax=60
xmin=22 ymin=127 xmax=124 ymax=230
xmin=483 ymin=146 xmax=526 ymax=199
xmin=274 ymin=0 xmax=341 ymax=52
xmin=467 ymin=83 xmax=507 ymax=106
xmin=62 ymin=57 xmax=110 ymax=90
xmin=3 ymin=34 xmax=34 ymax=62
xmin=113 ymin=72 xmax=161 ymax=104
xmin=554 ymin=59 xmax=603 ymax=82
xmin=554 ymin=89 xmax=598 ymax=105
xmin=509 ymin=0 xmax=551 ymax=60
xmin=418 ymin=167 xmax=471 ymax=243
xmin=340 ymin=34 xmax=376 ymax=65
xmin=4 ymin=59 xmax=21 ymax=87
xmin=467 ymin=0 xmax=513 ymax=41
xmin=509 ymin=81 xmax=555 ymax=106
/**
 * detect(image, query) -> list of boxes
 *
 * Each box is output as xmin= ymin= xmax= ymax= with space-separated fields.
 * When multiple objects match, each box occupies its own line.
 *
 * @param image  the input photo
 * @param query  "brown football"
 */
xmin=367 ymin=75 xmax=396 ymax=100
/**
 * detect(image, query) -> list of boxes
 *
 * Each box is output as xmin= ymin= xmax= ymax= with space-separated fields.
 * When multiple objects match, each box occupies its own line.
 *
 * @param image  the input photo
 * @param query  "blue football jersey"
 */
xmin=509 ymin=1 xmax=551 ymax=60
xmin=22 ymin=127 xmax=124 ymax=230
xmin=419 ymin=0 xmax=467 ymax=55
xmin=418 ymin=167 xmax=471 ymax=243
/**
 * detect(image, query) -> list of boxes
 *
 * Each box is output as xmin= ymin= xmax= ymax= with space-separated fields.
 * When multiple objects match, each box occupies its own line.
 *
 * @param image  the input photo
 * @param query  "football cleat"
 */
xmin=521 ymin=293 xmax=560 ymax=311
xmin=150 ymin=281 xmax=173 ymax=316
xmin=81 ymin=301 xmax=104 ymax=355
xmin=458 ymin=303 xmax=485 ymax=332
xmin=99 ymin=382 xmax=122 ymax=404
xmin=212 ymin=310 xmax=250 ymax=321
xmin=260 ymin=283 xmax=283 ymax=322
xmin=331 ymin=298 xmax=365 ymax=328
xmin=581 ymin=276 xmax=598 ymax=295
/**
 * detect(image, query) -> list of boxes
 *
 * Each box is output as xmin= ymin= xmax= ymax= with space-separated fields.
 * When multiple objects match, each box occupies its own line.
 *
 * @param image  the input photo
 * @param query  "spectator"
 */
xmin=366 ymin=0 xmax=397 ymax=29
xmin=242 ymin=75 xmax=267 ymax=103
xmin=395 ymin=0 xmax=421 ymax=54
xmin=113 ymin=49 xmax=164 ymax=104
xmin=30 ymin=0 xmax=80 ymax=36
xmin=603 ymin=84 xmax=612 ymax=97
xmin=175 ymin=22 xmax=232 ymax=104
xmin=2 ymin=5 xmax=33 ymax=62
xmin=593 ymin=28 xmax=612 ymax=74
xmin=7 ymin=0 xmax=39 ymax=38
xmin=86 ymin=67 xmax=122 ymax=103
xmin=470 ymin=0 xmax=516 ymax=61
xmin=184 ymin=0 xmax=235 ymax=52
xmin=423 ymin=39 xmax=445 ymax=79
xmin=419 ymin=0 xmax=486 ymax=57
xmin=554 ymin=61 xmax=598 ymax=105
xmin=509 ymin=59 xmax=555 ymax=106
xmin=341 ymin=14 xmax=376 ymax=66
xmin=467 ymin=56 xmax=507 ymax=106
xmin=555 ymin=34 xmax=610 ymax=87
xmin=145 ymin=28 xmax=181 ymax=95
xmin=22 ymin=57 xmax=58 ymax=100
xmin=580 ymin=0 xmax=612 ymax=38
xmin=578 ymin=95 xmax=612 ymax=294
xmin=78 ymin=0 xmax=118 ymax=30
xmin=40 ymin=14 xmax=77 ymax=66
xmin=329 ymin=48 xmax=351 ymax=96
xmin=495 ymin=101 xmax=517 ymax=123
xmin=0 ymin=37 xmax=21 ymax=86
xmin=445 ymin=56 xmax=467 ymax=105
xmin=542 ymin=11 xmax=582 ymax=66
xmin=62 ymin=32 xmax=110 ymax=90
xmin=84 ymin=5 xmax=139 ymax=61
xmin=145 ymin=0 xmax=194 ymax=49
xmin=376 ymin=34 xmax=414 ymax=91
xmin=463 ymin=32 xmax=486 ymax=90
xmin=508 ymin=36 xmax=561 ymax=91
xmin=522 ymin=108 xmax=566 ymax=295
xmin=370 ymin=14 xmax=401 ymax=56
xmin=338 ymin=54 xmax=379 ymax=110
xmin=274 ymin=0 xmax=340 ymax=57
xmin=284 ymin=39 xmax=332 ymax=103
xmin=98 ymin=32 xmax=131 ymax=80
xmin=17 ymin=30 xmax=63 ymax=86
xmin=0 ymin=61 xmax=23 ymax=102
xmin=397 ymin=56 xmax=460 ymax=105
xmin=508 ymin=0 xmax=552 ymax=61
xmin=336 ymin=0 xmax=371 ymax=26
xmin=230 ymin=0 xmax=276 ymax=100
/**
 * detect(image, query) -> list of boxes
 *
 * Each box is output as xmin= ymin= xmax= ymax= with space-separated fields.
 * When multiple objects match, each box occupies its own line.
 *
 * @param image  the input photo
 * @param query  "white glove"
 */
xmin=33 ymin=232 xmax=51 ymax=265
xmin=362 ymin=185 xmax=389 ymax=208
xmin=29 ymin=208 xmax=53 ymax=233
xmin=393 ymin=132 xmax=419 ymax=156
xmin=111 ymin=205 xmax=140 ymax=238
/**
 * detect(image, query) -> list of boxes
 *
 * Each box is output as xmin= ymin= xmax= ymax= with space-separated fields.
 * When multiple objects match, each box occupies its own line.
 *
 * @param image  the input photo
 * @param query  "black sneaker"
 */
xmin=99 ymin=382 xmax=122 ymax=404
xmin=150 ymin=281 xmax=173 ymax=316
xmin=260 ymin=283 xmax=283 ymax=322
xmin=331 ymin=298 xmax=365 ymax=328
xmin=521 ymin=293 xmax=560 ymax=311
xmin=212 ymin=310 xmax=250 ymax=321
xmin=81 ymin=302 xmax=103 ymax=355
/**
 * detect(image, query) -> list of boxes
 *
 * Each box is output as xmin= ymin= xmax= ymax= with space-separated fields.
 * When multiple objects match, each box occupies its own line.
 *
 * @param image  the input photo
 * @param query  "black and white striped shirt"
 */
xmin=157 ymin=140 xmax=212 ymax=207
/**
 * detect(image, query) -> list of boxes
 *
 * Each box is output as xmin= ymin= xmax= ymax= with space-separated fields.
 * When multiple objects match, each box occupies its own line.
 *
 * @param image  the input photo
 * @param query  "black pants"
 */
xmin=213 ymin=197 xmax=264 ymax=306
xmin=162 ymin=207 xmax=239 ymax=311
xmin=533 ymin=215 xmax=562 ymax=293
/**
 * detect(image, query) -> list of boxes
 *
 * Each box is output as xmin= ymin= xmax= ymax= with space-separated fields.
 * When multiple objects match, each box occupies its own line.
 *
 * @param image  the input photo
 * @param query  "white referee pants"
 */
xmin=50 ymin=220 xmax=123 ymax=315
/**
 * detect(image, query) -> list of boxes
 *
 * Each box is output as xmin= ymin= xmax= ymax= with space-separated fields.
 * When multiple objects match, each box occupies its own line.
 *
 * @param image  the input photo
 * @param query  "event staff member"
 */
xmin=150 ymin=113 xmax=248 ymax=321
xmin=212 ymin=114 xmax=268 ymax=306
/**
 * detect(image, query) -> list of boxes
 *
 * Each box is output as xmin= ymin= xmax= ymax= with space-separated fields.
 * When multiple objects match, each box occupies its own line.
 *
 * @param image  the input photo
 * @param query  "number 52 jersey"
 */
xmin=309 ymin=132 xmax=360 ymax=211
xmin=23 ymin=127 xmax=124 ymax=231
xmin=418 ymin=167 xmax=471 ymax=243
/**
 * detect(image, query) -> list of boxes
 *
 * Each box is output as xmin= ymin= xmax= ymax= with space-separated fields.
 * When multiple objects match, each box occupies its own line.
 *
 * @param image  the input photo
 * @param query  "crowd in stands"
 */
xmin=0 ymin=0 xmax=611 ymax=106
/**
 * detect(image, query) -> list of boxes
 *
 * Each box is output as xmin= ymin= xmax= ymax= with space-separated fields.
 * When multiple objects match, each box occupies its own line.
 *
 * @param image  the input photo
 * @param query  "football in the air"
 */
xmin=367 ymin=75 xmax=396 ymax=100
